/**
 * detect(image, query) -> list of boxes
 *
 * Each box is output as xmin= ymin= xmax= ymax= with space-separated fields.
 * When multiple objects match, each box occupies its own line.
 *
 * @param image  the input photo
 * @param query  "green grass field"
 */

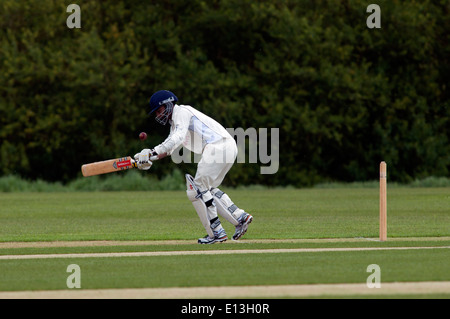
xmin=0 ymin=187 xmax=449 ymax=300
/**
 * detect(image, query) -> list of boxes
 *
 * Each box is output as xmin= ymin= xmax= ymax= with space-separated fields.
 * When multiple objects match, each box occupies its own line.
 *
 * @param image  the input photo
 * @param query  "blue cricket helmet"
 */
xmin=147 ymin=90 xmax=178 ymax=115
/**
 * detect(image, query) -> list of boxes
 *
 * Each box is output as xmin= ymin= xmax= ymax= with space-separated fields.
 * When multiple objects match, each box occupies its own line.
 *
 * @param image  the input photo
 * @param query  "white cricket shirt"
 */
xmin=154 ymin=104 xmax=233 ymax=155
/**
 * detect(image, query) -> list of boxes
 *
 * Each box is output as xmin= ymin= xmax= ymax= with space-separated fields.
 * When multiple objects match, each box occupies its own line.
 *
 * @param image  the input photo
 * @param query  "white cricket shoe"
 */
xmin=232 ymin=212 xmax=253 ymax=240
xmin=198 ymin=228 xmax=228 ymax=244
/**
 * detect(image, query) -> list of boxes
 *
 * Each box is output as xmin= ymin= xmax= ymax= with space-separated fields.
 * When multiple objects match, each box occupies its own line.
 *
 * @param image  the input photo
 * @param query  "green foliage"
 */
xmin=0 ymin=169 xmax=185 ymax=192
xmin=0 ymin=0 xmax=449 ymax=186
xmin=68 ymin=168 xmax=185 ymax=191
xmin=0 ymin=175 xmax=65 ymax=192
xmin=1 ymin=173 xmax=449 ymax=192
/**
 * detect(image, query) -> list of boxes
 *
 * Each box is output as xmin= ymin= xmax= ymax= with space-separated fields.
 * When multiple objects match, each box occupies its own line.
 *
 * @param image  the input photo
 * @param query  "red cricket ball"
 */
xmin=139 ymin=132 xmax=147 ymax=141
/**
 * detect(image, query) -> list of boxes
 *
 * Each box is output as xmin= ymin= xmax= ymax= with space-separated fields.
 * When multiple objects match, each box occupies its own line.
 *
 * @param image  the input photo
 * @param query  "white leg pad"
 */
xmin=211 ymin=188 xmax=243 ymax=226
xmin=186 ymin=174 xmax=219 ymax=237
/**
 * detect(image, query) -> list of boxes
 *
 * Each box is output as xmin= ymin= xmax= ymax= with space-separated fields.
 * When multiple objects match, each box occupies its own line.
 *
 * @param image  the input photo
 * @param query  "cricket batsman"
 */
xmin=134 ymin=90 xmax=253 ymax=244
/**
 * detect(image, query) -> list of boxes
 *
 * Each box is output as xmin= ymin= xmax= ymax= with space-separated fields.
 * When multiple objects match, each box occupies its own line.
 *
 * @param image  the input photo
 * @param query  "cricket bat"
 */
xmin=81 ymin=156 xmax=137 ymax=177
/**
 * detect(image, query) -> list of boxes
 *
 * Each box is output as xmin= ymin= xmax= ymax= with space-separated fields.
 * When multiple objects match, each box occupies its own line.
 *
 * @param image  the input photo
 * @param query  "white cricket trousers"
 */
xmin=194 ymin=138 xmax=237 ymax=192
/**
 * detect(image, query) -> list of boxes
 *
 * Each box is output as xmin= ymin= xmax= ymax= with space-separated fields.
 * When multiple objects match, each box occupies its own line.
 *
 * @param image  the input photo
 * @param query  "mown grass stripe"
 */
xmin=0 ymin=246 xmax=448 ymax=260
xmin=0 ymin=281 xmax=449 ymax=299
xmin=1 ymin=237 xmax=449 ymax=249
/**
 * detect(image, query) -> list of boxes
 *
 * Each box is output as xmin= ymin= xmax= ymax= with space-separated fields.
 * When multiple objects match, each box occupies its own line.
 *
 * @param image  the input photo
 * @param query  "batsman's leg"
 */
xmin=186 ymin=174 xmax=227 ymax=244
xmin=211 ymin=187 xmax=253 ymax=240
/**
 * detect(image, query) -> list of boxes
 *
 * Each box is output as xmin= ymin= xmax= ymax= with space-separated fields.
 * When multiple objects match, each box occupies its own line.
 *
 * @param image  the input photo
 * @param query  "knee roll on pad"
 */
xmin=186 ymin=174 xmax=212 ymax=201
xmin=186 ymin=174 xmax=200 ymax=200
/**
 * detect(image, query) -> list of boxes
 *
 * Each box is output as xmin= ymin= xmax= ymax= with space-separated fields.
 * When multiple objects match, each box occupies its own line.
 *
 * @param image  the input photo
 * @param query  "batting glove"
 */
xmin=135 ymin=149 xmax=153 ymax=170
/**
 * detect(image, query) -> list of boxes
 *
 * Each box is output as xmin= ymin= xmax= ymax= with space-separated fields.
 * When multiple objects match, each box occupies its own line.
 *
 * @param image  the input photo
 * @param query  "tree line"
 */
xmin=0 ymin=0 xmax=448 ymax=187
